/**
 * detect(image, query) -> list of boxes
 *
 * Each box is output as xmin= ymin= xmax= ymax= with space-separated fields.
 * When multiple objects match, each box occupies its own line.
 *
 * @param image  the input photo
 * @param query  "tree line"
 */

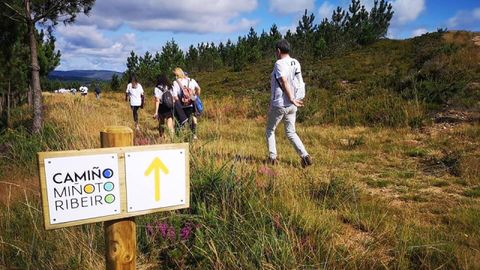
xmin=0 ymin=19 xmax=61 ymax=129
xmin=0 ymin=0 xmax=94 ymax=132
xmin=121 ymin=0 xmax=393 ymax=87
xmin=0 ymin=0 xmax=393 ymax=132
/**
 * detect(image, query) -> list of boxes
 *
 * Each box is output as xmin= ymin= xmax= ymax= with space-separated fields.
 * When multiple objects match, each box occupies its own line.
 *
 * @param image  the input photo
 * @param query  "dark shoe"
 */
xmin=301 ymin=155 xmax=313 ymax=168
xmin=266 ymin=157 xmax=278 ymax=166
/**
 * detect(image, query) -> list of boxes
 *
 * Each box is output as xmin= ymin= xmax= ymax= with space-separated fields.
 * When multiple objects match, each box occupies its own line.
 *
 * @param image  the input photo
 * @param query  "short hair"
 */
xmin=275 ymin=39 xmax=290 ymax=54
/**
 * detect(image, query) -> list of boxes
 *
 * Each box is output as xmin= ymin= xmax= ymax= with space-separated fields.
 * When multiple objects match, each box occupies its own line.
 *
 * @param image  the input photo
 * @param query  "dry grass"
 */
xmin=1 ymin=92 xmax=479 ymax=269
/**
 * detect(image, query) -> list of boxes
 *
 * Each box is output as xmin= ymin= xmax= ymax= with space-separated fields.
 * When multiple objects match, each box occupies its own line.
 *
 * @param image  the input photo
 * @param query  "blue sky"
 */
xmin=53 ymin=0 xmax=480 ymax=71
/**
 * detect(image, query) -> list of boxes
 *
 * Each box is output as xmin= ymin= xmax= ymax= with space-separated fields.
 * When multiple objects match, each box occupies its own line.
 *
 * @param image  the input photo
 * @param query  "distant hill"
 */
xmin=48 ymin=70 xmax=123 ymax=82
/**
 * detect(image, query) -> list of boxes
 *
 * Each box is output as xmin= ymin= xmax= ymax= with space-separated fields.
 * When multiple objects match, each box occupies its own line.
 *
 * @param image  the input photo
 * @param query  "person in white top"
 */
xmin=125 ymin=74 xmax=144 ymax=130
xmin=79 ymin=86 xmax=88 ymax=96
xmin=266 ymin=39 xmax=312 ymax=168
xmin=172 ymin=67 xmax=201 ymax=139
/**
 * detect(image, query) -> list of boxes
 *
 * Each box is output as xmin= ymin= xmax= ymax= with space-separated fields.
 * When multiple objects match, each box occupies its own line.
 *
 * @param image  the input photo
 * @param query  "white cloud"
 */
xmin=76 ymin=0 xmax=258 ymax=33
xmin=412 ymin=28 xmax=428 ymax=37
xmin=128 ymin=17 xmax=258 ymax=33
xmin=56 ymin=25 xmax=136 ymax=70
xmin=392 ymin=0 xmax=425 ymax=25
xmin=318 ymin=1 xmax=335 ymax=20
xmin=57 ymin=25 xmax=111 ymax=48
xmin=269 ymin=0 xmax=314 ymax=15
xmin=447 ymin=8 xmax=480 ymax=29
xmin=278 ymin=24 xmax=296 ymax=35
xmin=55 ymin=0 xmax=260 ymax=70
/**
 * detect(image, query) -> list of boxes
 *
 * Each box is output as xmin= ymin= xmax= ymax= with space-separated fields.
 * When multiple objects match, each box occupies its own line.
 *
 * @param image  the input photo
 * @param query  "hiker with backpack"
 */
xmin=266 ymin=39 xmax=312 ymax=168
xmin=95 ymin=83 xmax=101 ymax=99
xmin=125 ymin=74 xmax=144 ymax=131
xmin=172 ymin=67 xmax=202 ymax=140
xmin=153 ymin=74 xmax=176 ymax=138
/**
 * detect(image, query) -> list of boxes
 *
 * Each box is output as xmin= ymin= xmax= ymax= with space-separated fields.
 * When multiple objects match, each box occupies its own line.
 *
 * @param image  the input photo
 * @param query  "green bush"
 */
xmin=0 ymin=123 xmax=65 ymax=175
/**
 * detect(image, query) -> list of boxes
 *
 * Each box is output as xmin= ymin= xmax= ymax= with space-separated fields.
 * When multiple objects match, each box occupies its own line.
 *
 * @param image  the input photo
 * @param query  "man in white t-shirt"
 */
xmin=266 ymin=39 xmax=312 ymax=168
xmin=172 ymin=68 xmax=201 ymax=139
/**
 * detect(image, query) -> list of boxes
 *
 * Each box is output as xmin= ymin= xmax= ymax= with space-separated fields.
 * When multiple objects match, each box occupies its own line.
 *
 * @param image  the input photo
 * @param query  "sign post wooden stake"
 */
xmin=101 ymin=126 xmax=135 ymax=270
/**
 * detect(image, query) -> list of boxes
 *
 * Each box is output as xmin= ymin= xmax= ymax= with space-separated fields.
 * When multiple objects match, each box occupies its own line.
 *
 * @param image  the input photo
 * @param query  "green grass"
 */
xmin=1 ymin=92 xmax=479 ymax=269
xmin=405 ymin=147 xmax=428 ymax=157
xmin=463 ymin=186 xmax=480 ymax=198
xmin=1 ymin=31 xmax=480 ymax=269
xmin=365 ymin=177 xmax=392 ymax=188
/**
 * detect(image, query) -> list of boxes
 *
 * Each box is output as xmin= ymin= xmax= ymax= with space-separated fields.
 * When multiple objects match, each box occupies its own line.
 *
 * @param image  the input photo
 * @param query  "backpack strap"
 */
xmin=176 ymin=78 xmax=193 ymax=104
xmin=159 ymin=85 xmax=170 ymax=93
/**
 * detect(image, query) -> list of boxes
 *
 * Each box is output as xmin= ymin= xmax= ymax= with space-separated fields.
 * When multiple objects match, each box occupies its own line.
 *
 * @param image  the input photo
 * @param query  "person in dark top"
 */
xmin=95 ymin=84 xmax=101 ymax=99
xmin=153 ymin=74 xmax=176 ymax=138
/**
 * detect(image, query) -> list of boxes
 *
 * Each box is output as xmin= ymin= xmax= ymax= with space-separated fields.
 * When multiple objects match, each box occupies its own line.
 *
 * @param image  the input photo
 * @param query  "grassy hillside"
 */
xmin=195 ymin=31 xmax=479 ymax=127
xmin=0 ymin=32 xmax=479 ymax=269
xmin=48 ymin=70 xmax=123 ymax=82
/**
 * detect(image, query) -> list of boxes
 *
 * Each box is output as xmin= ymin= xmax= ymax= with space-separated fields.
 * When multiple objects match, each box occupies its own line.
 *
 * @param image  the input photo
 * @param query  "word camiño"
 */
xmin=52 ymin=167 xmax=113 ymax=184
xmin=51 ymin=167 xmax=116 ymax=211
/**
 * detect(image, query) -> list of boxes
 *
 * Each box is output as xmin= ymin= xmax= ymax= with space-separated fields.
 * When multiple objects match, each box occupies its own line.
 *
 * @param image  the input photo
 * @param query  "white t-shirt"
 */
xmin=270 ymin=56 xmax=302 ymax=108
xmin=172 ymin=78 xmax=199 ymax=108
xmin=126 ymin=83 xmax=144 ymax=106
xmin=79 ymin=86 xmax=88 ymax=93
xmin=154 ymin=85 xmax=173 ymax=101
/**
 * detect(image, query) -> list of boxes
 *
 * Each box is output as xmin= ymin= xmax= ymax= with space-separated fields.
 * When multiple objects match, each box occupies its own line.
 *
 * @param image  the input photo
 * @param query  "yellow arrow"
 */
xmin=144 ymin=157 xmax=169 ymax=201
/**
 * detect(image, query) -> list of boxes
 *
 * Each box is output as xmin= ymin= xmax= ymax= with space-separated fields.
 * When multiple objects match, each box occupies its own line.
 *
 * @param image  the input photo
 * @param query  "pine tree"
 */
xmin=158 ymin=39 xmax=184 ymax=75
xmin=1 ymin=0 xmax=95 ymax=133
xmin=110 ymin=73 xmax=120 ymax=91
xmin=296 ymin=9 xmax=317 ymax=59
xmin=185 ymin=45 xmax=199 ymax=72
xmin=246 ymin=27 xmax=261 ymax=62
xmin=125 ymin=51 xmax=139 ymax=79
xmin=37 ymin=29 xmax=61 ymax=78
xmin=269 ymin=24 xmax=282 ymax=41
xmin=38 ymin=29 xmax=61 ymax=93
xmin=138 ymin=51 xmax=156 ymax=85
xmin=224 ymin=39 xmax=235 ymax=67
xmin=233 ymin=37 xmax=248 ymax=72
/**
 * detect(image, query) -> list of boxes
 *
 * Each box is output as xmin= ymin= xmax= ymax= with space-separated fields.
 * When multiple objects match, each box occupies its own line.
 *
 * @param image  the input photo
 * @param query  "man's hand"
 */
xmin=280 ymin=76 xmax=303 ymax=107
xmin=292 ymin=99 xmax=304 ymax=107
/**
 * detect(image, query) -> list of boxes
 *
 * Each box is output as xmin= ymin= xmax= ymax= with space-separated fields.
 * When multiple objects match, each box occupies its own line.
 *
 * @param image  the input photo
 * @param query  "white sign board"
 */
xmin=38 ymin=143 xmax=190 ymax=230
xmin=125 ymin=149 xmax=187 ymax=212
xmin=43 ymin=154 xmax=121 ymax=224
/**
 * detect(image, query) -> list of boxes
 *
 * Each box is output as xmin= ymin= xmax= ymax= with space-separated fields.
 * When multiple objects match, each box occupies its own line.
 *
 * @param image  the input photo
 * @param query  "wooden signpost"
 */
xmin=101 ymin=126 xmax=135 ymax=270
xmin=37 ymin=126 xmax=190 ymax=269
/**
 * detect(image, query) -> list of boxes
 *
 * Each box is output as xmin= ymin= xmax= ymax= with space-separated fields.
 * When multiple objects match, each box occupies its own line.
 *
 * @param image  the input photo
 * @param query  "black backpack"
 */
xmin=159 ymin=86 xmax=174 ymax=109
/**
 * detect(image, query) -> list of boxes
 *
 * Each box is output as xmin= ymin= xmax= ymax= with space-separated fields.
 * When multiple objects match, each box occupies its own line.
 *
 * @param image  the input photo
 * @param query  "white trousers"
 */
xmin=266 ymin=105 xmax=308 ymax=159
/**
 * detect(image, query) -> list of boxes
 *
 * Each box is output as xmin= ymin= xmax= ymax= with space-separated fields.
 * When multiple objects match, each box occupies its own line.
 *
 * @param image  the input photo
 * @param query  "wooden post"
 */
xmin=101 ymin=126 xmax=136 ymax=270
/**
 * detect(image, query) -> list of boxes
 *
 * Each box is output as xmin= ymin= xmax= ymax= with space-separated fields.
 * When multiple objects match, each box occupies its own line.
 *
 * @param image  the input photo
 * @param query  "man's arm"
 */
xmin=279 ymin=76 xmax=303 ymax=107
xmin=191 ymin=79 xmax=201 ymax=96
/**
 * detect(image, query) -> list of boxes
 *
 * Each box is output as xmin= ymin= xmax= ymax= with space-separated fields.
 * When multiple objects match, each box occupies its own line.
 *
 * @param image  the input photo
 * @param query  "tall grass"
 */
xmin=1 ymin=60 xmax=480 ymax=269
